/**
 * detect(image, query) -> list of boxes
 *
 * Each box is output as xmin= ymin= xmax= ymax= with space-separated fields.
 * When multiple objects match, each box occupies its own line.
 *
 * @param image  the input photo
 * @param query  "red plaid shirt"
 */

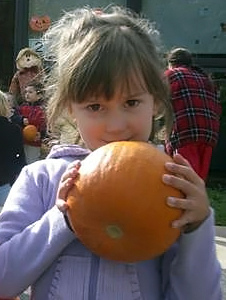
xmin=19 ymin=100 xmax=46 ymax=147
xmin=165 ymin=66 xmax=222 ymax=154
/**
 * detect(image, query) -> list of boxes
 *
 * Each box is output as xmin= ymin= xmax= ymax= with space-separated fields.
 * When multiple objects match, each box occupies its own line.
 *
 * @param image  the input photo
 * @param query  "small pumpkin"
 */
xmin=29 ymin=15 xmax=51 ymax=32
xmin=67 ymin=141 xmax=183 ymax=262
xmin=23 ymin=124 xmax=37 ymax=142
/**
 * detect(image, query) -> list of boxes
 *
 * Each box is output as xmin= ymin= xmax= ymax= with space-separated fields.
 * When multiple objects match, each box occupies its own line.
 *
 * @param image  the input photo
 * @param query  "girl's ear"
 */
xmin=67 ymin=101 xmax=75 ymax=115
xmin=67 ymin=103 xmax=77 ymax=120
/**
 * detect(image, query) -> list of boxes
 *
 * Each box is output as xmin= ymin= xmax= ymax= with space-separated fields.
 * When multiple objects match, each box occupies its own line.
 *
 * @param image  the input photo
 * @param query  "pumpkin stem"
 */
xmin=106 ymin=225 xmax=123 ymax=239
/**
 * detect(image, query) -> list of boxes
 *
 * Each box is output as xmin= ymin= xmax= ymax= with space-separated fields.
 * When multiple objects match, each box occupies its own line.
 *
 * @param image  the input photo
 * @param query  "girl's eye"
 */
xmin=86 ymin=104 xmax=102 ymax=112
xmin=125 ymin=99 xmax=140 ymax=108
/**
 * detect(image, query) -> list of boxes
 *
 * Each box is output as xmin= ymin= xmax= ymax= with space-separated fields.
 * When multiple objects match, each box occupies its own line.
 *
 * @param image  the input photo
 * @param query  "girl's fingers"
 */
xmin=165 ymin=153 xmax=204 ymax=187
xmin=167 ymin=194 xmax=210 ymax=229
xmin=70 ymin=160 xmax=81 ymax=170
xmin=60 ymin=160 xmax=81 ymax=183
xmin=172 ymin=153 xmax=191 ymax=167
xmin=167 ymin=197 xmax=198 ymax=228
xmin=171 ymin=215 xmax=193 ymax=229
xmin=57 ymin=177 xmax=74 ymax=200
xmin=167 ymin=196 xmax=194 ymax=211
xmin=57 ymin=161 xmax=81 ymax=212
xmin=171 ymin=211 xmax=208 ymax=229
xmin=167 ymin=197 xmax=196 ymax=226
xmin=163 ymin=154 xmax=210 ymax=231
xmin=162 ymin=173 xmax=195 ymax=197
xmin=56 ymin=198 xmax=69 ymax=213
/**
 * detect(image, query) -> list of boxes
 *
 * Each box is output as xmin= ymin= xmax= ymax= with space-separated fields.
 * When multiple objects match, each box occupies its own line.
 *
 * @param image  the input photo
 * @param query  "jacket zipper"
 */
xmin=88 ymin=254 xmax=100 ymax=300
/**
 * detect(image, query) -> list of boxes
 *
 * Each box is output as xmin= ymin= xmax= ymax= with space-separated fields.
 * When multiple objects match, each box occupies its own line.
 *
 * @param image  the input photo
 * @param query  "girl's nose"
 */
xmin=105 ymin=110 xmax=127 ymax=133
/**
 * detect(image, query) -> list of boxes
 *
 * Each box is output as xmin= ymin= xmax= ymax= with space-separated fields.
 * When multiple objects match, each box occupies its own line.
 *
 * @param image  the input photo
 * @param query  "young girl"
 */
xmin=0 ymin=7 xmax=222 ymax=300
xmin=19 ymin=81 xmax=47 ymax=164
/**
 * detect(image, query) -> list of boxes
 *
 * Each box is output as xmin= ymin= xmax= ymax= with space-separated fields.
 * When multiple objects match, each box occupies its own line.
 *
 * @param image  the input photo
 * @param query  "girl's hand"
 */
xmin=56 ymin=160 xmax=81 ymax=213
xmin=162 ymin=153 xmax=210 ymax=232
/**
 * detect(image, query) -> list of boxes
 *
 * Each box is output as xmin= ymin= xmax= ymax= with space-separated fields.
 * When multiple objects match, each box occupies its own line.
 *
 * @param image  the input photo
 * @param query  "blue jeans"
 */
xmin=0 ymin=183 xmax=11 ymax=206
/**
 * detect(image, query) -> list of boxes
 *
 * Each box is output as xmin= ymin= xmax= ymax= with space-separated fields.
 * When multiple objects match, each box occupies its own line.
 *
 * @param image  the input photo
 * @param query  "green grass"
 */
xmin=208 ymin=187 xmax=226 ymax=226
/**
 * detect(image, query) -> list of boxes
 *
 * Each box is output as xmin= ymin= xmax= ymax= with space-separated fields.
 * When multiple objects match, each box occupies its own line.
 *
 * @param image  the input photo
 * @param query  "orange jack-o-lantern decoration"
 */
xmin=67 ymin=141 xmax=183 ymax=262
xmin=23 ymin=125 xmax=37 ymax=142
xmin=29 ymin=15 xmax=51 ymax=32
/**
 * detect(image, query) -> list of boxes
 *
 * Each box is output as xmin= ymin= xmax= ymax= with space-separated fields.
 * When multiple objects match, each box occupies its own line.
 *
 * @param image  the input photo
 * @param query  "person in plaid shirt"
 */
xmin=165 ymin=47 xmax=222 ymax=180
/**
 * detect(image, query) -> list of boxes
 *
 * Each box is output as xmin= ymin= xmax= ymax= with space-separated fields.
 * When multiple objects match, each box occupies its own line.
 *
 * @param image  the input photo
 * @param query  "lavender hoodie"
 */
xmin=0 ymin=145 xmax=222 ymax=299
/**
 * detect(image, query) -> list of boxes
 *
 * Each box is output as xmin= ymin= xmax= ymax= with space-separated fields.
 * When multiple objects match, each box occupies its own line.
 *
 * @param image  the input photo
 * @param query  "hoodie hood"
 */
xmin=47 ymin=143 xmax=164 ymax=160
xmin=47 ymin=144 xmax=91 ymax=159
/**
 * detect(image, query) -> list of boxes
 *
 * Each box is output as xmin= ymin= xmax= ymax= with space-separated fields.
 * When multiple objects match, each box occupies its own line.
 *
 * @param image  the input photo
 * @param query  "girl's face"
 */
xmin=70 ymin=84 xmax=158 ymax=151
xmin=24 ymin=86 xmax=41 ymax=103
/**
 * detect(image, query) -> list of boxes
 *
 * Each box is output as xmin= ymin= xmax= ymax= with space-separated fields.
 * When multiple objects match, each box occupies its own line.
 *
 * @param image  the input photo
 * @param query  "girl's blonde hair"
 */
xmin=44 ymin=6 xmax=173 ymax=137
xmin=0 ymin=90 xmax=11 ymax=117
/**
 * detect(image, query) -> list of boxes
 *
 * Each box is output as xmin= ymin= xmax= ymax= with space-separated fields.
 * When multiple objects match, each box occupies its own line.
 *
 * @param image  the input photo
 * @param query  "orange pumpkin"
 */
xmin=29 ymin=15 xmax=51 ymax=32
xmin=67 ymin=141 xmax=183 ymax=262
xmin=23 ymin=125 xmax=37 ymax=142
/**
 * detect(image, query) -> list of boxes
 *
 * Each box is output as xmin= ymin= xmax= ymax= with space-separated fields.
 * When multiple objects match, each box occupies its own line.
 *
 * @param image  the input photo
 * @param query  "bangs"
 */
xmin=67 ymin=25 xmax=157 ymax=102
